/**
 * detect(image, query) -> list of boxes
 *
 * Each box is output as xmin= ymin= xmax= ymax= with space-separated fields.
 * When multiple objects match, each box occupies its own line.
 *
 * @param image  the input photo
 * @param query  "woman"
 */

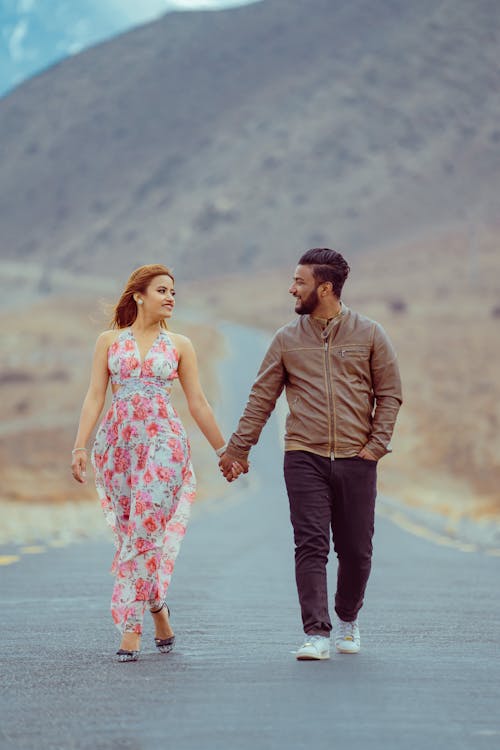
xmin=72 ymin=264 xmax=240 ymax=661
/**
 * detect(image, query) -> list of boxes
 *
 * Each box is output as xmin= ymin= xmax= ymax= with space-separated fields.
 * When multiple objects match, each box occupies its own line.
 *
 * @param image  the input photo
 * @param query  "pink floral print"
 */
xmin=91 ymin=329 xmax=196 ymax=634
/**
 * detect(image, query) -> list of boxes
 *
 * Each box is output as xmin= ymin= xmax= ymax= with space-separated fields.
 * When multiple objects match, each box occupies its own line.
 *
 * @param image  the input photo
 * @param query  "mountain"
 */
xmin=0 ymin=0 xmax=499 ymax=282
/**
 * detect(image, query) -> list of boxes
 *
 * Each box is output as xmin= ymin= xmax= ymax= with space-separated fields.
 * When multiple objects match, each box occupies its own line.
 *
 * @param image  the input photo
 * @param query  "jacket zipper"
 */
xmin=324 ymin=339 xmax=335 ymax=460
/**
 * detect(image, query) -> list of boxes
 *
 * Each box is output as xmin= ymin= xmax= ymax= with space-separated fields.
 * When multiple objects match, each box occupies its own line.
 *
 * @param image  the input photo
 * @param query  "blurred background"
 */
xmin=1 ymin=0 xmax=499 ymax=547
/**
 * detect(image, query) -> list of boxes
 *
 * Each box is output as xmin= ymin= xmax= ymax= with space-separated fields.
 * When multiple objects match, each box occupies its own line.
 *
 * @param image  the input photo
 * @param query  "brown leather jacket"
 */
xmin=227 ymin=305 xmax=402 ymax=461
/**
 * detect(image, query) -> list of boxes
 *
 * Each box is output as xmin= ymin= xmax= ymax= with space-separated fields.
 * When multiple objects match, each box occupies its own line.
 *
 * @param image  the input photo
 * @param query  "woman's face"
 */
xmin=141 ymin=274 xmax=176 ymax=320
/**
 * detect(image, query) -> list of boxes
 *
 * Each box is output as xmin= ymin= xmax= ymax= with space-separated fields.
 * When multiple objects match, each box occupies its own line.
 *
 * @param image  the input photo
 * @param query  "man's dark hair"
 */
xmin=298 ymin=248 xmax=350 ymax=298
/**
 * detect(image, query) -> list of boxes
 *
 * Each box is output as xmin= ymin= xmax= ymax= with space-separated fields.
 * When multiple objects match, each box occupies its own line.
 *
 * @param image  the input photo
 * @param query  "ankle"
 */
xmin=121 ymin=632 xmax=141 ymax=649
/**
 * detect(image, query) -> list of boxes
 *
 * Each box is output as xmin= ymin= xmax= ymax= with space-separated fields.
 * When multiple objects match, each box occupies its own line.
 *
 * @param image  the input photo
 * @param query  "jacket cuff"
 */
xmin=364 ymin=440 xmax=391 ymax=460
xmin=225 ymin=440 xmax=250 ymax=462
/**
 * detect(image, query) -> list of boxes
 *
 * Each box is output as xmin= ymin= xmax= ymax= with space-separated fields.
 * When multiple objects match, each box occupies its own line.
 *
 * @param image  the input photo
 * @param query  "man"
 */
xmin=219 ymin=248 xmax=402 ymax=660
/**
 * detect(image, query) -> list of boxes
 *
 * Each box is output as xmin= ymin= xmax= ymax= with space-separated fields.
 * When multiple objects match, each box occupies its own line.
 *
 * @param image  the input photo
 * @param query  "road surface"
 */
xmin=1 ymin=323 xmax=499 ymax=750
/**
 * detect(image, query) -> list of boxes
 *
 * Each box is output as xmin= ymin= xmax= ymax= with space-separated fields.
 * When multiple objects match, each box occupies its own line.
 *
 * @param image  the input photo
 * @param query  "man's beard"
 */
xmin=295 ymin=287 xmax=319 ymax=315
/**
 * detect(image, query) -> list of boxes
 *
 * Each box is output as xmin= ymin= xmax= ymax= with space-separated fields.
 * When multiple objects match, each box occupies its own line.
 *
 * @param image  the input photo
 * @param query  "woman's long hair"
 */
xmin=111 ymin=264 xmax=175 ymax=329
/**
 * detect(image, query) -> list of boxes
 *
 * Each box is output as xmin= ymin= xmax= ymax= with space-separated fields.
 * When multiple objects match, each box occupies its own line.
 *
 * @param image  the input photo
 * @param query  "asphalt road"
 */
xmin=1 ymin=323 xmax=499 ymax=750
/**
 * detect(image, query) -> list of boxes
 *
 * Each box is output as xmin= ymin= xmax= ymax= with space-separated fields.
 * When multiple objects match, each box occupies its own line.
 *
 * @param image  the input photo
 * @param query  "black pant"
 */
xmin=283 ymin=450 xmax=377 ymax=636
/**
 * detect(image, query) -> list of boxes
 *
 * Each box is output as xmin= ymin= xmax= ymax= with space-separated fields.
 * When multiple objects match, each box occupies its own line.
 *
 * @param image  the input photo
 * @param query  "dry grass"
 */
xmin=349 ymin=225 xmax=500 ymax=519
xmin=182 ymin=223 xmax=500 ymax=520
xmin=2 ymin=223 xmax=499 ymax=525
xmin=0 ymin=291 xmax=227 ymax=505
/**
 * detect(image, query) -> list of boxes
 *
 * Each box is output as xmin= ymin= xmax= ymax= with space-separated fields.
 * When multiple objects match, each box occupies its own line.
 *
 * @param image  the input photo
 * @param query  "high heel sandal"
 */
xmin=150 ymin=601 xmax=175 ymax=654
xmin=116 ymin=648 xmax=140 ymax=663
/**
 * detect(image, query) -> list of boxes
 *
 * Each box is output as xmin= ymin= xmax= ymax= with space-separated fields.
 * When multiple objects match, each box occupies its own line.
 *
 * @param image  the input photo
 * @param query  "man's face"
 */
xmin=289 ymin=265 xmax=320 ymax=315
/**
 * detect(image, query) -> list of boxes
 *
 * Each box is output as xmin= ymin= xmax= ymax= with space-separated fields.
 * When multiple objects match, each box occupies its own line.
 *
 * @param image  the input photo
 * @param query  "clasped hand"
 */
xmin=218 ymin=452 xmax=249 ymax=483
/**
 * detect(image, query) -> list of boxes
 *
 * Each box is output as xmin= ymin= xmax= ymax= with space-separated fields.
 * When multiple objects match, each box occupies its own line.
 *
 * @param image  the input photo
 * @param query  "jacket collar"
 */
xmin=309 ymin=302 xmax=348 ymax=340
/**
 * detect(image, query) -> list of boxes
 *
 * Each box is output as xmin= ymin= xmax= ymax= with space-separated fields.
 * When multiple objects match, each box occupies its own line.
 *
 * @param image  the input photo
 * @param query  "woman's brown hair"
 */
xmin=111 ymin=264 xmax=175 ymax=329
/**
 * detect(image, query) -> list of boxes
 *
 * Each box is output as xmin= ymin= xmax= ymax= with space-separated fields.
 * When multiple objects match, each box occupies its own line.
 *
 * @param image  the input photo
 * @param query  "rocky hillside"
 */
xmin=0 ymin=0 xmax=499 ymax=282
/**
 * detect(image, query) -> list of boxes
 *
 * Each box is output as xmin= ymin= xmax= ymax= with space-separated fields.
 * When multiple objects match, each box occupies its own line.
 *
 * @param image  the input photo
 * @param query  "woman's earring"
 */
xmin=137 ymin=299 xmax=143 ymax=305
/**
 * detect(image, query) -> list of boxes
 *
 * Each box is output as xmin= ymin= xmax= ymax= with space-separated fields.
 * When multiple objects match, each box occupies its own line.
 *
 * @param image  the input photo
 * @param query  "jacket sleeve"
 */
xmin=226 ymin=332 xmax=286 ymax=460
xmin=365 ymin=323 xmax=403 ymax=459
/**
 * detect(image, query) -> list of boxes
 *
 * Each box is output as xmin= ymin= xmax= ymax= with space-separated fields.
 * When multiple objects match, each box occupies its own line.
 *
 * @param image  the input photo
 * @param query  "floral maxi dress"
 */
xmin=91 ymin=328 xmax=196 ymax=634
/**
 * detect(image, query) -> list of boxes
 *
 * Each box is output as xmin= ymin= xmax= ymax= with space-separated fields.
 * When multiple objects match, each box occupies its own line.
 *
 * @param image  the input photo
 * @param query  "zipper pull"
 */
xmin=330 ymin=451 xmax=335 ymax=461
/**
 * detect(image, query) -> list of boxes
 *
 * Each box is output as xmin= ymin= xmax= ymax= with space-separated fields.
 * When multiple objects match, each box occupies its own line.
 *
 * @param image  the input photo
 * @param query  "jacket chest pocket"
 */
xmin=332 ymin=346 xmax=370 ymax=380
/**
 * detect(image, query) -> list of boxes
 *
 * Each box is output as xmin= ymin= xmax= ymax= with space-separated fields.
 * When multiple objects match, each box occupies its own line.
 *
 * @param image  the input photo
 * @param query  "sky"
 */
xmin=0 ymin=0 xmax=260 ymax=97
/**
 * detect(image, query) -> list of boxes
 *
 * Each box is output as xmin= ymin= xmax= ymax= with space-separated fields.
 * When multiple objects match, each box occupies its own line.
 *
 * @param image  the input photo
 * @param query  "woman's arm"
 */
xmin=71 ymin=331 xmax=113 ymax=483
xmin=175 ymin=334 xmax=226 ymax=452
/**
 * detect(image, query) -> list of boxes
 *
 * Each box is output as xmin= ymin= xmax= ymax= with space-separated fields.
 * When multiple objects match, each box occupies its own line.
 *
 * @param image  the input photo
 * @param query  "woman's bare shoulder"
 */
xmin=95 ymin=329 xmax=123 ymax=349
xmin=167 ymin=331 xmax=192 ymax=349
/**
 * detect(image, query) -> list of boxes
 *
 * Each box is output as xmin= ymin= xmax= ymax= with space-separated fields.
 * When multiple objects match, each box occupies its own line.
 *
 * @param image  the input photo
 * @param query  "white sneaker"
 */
xmin=296 ymin=634 xmax=330 ymax=660
xmin=335 ymin=618 xmax=361 ymax=654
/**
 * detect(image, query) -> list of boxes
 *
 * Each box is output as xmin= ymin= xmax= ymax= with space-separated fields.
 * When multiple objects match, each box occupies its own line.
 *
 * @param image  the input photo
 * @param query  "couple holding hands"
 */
xmin=72 ymin=248 xmax=402 ymax=662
